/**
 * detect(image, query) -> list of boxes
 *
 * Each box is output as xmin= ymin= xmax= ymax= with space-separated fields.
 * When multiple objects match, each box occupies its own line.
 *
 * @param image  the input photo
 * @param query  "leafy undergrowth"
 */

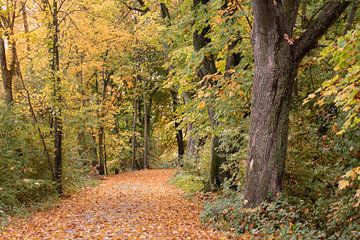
xmin=201 ymin=192 xmax=360 ymax=239
xmin=0 ymin=176 xmax=100 ymax=231
xmin=170 ymin=171 xmax=205 ymax=196
xmin=0 ymin=169 xmax=228 ymax=239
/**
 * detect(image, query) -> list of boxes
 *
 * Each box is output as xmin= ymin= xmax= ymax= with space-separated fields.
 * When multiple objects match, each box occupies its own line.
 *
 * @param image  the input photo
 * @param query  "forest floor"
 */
xmin=0 ymin=169 xmax=229 ymax=240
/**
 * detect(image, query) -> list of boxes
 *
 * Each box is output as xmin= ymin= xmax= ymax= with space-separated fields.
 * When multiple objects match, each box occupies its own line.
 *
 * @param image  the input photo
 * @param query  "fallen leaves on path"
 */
xmin=0 ymin=169 xmax=229 ymax=239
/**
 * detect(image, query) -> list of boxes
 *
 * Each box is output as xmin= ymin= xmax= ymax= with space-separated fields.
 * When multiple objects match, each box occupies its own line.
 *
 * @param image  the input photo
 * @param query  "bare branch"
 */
xmin=293 ymin=1 xmax=350 ymax=63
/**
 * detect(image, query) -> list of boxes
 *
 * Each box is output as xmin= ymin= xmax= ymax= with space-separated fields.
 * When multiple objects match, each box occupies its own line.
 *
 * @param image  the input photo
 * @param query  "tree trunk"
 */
xmin=143 ymin=89 xmax=149 ymax=169
xmin=182 ymin=92 xmax=196 ymax=160
xmin=98 ymin=126 xmax=105 ymax=175
xmin=0 ymin=37 xmax=15 ymax=105
xmin=244 ymin=0 xmax=350 ymax=207
xmin=91 ymin=135 xmax=98 ymax=166
xmin=208 ymin=105 xmax=222 ymax=188
xmin=343 ymin=0 xmax=358 ymax=35
xmin=132 ymin=98 xmax=138 ymax=170
xmin=51 ymin=0 xmax=63 ymax=195
xmin=103 ymin=130 xmax=108 ymax=175
xmin=171 ymin=90 xmax=184 ymax=166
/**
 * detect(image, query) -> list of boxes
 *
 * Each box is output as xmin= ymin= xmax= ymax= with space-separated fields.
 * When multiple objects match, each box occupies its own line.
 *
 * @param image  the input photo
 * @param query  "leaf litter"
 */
xmin=0 ymin=169 xmax=230 ymax=239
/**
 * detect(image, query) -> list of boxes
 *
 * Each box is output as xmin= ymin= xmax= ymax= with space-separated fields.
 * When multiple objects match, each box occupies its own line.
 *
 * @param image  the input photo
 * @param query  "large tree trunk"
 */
xmin=244 ymin=0 xmax=350 ymax=207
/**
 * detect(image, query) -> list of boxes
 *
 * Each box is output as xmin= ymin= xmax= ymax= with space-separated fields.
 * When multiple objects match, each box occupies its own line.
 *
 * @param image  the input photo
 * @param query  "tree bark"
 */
xmin=193 ymin=0 xmax=224 ymax=189
xmin=171 ymin=90 xmax=185 ymax=166
xmin=98 ymin=69 xmax=110 ymax=175
xmin=182 ymin=92 xmax=197 ymax=160
xmin=208 ymin=105 xmax=222 ymax=188
xmin=343 ymin=0 xmax=358 ymax=35
xmin=143 ymin=87 xmax=149 ymax=169
xmin=132 ymin=98 xmax=138 ymax=170
xmin=159 ymin=3 xmax=184 ymax=165
xmin=244 ymin=0 xmax=350 ymax=207
xmin=51 ymin=0 xmax=63 ymax=195
xmin=16 ymin=59 xmax=55 ymax=181
xmin=0 ymin=37 xmax=15 ymax=105
xmin=98 ymin=126 xmax=105 ymax=175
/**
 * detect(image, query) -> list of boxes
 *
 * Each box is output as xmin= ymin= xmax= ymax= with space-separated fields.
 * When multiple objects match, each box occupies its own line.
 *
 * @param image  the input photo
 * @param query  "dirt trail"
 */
xmin=0 ymin=169 xmax=227 ymax=239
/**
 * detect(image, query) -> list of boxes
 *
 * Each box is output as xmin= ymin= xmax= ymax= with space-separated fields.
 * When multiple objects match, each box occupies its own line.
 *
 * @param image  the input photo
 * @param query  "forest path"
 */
xmin=0 ymin=169 xmax=227 ymax=240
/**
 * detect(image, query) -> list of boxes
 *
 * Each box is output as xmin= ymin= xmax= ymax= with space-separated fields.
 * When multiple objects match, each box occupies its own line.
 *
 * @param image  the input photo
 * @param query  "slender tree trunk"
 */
xmin=16 ymin=59 xmax=55 ymax=181
xmin=244 ymin=0 xmax=350 ymax=207
xmin=103 ymin=130 xmax=108 ymax=175
xmin=159 ymin=3 xmax=185 ymax=165
xmin=143 ymin=88 xmax=149 ymax=169
xmin=51 ymin=0 xmax=63 ymax=195
xmin=91 ymin=135 xmax=98 ymax=166
xmin=208 ymin=105 xmax=222 ymax=188
xmin=98 ymin=126 xmax=105 ymax=175
xmin=343 ymin=0 xmax=358 ymax=34
xmin=193 ymin=0 xmax=224 ymax=189
xmin=171 ymin=90 xmax=184 ymax=166
xmin=301 ymin=0 xmax=309 ymax=28
xmin=132 ymin=98 xmax=138 ymax=170
xmin=182 ymin=92 xmax=196 ymax=160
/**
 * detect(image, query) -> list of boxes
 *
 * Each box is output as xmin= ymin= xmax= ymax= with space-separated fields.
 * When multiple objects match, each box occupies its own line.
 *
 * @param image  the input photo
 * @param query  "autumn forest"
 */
xmin=0 ymin=0 xmax=359 ymax=239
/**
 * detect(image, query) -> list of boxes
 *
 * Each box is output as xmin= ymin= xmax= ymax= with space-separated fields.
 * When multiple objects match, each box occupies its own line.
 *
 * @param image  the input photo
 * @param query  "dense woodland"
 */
xmin=0 ymin=0 xmax=359 ymax=238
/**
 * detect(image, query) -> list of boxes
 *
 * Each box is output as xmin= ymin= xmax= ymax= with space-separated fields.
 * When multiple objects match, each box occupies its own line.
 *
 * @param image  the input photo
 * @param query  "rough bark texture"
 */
xmin=244 ymin=0 xmax=350 ymax=207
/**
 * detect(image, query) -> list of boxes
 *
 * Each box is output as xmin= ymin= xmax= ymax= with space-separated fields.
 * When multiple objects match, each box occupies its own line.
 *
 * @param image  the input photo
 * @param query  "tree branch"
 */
xmin=121 ymin=0 xmax=149 ymax=14
xmin=293 ymin=1 xmax=350 ymax=63
xmin=343 ymin=0 xmax=359 ymax=35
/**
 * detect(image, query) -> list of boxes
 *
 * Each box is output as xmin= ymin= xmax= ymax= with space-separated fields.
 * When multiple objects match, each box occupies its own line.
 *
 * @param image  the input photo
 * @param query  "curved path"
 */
xmin=0 ymin=169 xmax=227 ymax=239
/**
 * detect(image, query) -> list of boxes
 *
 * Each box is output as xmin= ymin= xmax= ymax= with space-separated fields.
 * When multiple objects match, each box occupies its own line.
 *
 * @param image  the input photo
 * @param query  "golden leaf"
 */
xmin=338 ymin=180 xmax=350 ymax=190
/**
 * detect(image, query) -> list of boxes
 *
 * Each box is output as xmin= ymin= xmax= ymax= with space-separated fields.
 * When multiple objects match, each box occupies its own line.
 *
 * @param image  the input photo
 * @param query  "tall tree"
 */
xmin=143 ymin=80 xmax=149 ymax=169
xmin=50 ymin=0 xmax=63 ymax=195
xmin=0 ymin=1 xmax=17 ymax=105
xmin=244 ymin=0 xmax=350 ymax=207
xmin=159 ymin=2 xmax=185 ymax=165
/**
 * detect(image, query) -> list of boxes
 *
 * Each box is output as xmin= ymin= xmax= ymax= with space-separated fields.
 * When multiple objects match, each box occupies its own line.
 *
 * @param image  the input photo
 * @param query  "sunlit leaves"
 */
xmin=313 ymin=26 xmax=360 ymax=133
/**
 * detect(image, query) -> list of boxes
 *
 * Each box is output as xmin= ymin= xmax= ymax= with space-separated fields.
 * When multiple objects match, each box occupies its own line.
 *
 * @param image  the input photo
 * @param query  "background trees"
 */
xmin=0 ymin=0 xmax=359 ymax=238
